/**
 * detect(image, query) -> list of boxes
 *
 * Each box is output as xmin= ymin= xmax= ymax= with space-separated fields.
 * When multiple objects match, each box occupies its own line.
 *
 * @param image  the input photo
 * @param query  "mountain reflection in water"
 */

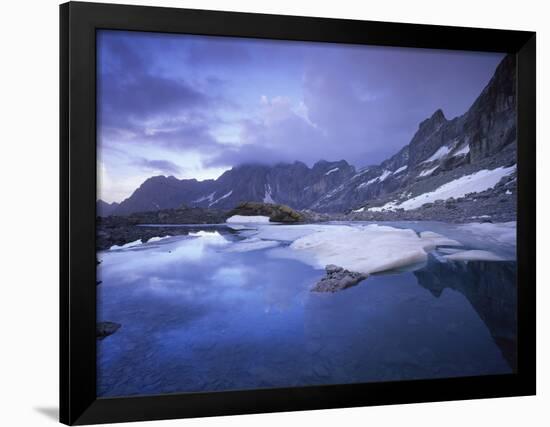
xmin=415 ymin=256 xmax=517 ymax=369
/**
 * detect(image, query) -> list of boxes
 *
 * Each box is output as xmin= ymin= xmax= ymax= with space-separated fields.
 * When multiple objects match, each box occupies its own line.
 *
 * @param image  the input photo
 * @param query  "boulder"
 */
xmin=312 ymin=264 xmax=368 ymax=293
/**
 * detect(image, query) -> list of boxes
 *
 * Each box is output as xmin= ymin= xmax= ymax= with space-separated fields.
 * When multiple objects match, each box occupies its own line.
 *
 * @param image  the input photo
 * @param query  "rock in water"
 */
xmin=96 ymin=322 xmax=121 ymax=339
xmin=312 ymin=264 xmax=368 ymax=292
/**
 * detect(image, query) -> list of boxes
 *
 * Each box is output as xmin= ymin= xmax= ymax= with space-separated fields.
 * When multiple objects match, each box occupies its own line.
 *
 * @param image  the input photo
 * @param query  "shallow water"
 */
xmin=97 ymin=222 xmax=516 ymax=397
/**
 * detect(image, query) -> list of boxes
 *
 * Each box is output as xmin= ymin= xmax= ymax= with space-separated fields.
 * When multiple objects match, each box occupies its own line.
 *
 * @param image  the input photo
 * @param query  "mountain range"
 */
xmin=98 ymin=54 xmax=516 ymax=217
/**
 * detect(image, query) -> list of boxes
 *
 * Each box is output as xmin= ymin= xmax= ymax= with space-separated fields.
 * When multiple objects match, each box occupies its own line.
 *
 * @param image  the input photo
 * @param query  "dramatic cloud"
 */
xmin=136 ymin=158 xmax=182 ymax=175
xmin=97 ymin=30 xmax=504 ymax=202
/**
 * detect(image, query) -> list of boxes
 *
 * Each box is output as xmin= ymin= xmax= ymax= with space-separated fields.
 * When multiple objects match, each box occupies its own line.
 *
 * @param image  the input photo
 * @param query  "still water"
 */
xmin=97 ymin=222 xmax=516 ymax=397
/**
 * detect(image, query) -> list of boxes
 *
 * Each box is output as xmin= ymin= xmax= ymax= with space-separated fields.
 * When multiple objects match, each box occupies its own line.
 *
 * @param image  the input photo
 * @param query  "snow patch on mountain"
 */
xmin=209 ymin=190 xmax=233 ymax=207
xmin=263 ymin=184 xmax=275 ymax=203
xmin=453 ymin=144 xmax=470 ymax=157
xmin=369 ymin=165 xmax=516 ymax=212
xmin=419 ymin=166 xmax=438 ymax=177
xmin=393 ymin=165 xmax=408 ymax=175
xmin=422 ymin=145 xmax=451 ymax=163
xmin=194 ymin=192 xmax=216 ymax=204
xmin=325 ymin=167 xmax=339 ymax=175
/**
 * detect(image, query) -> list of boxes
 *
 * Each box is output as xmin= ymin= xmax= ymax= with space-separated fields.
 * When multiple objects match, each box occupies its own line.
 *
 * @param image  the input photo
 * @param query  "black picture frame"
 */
xmin=60 ymin=1 xmax=536 ymax=425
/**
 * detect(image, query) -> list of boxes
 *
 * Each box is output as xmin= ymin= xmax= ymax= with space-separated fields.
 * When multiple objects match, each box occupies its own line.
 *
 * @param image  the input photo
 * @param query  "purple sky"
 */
xmin=97 ymin=30 xmax=504 ymax=203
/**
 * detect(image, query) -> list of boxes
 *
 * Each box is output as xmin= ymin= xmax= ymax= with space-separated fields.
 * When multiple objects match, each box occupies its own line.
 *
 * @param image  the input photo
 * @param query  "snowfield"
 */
xmin=369 ymin=165 xmax=516 ymax=211
xmin=184 ymin=220 xmax=515 ymax=278
xmin=287 ymin=225 xmax=463 ymax=274
xmin=226 ymin=215 xmax=271 ymax=223
xmin=422 ymin=145 xmax=451 ymax=163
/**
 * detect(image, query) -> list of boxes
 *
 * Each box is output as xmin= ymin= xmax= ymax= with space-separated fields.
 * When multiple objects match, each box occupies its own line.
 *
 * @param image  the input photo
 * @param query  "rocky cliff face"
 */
xmin=316 ymin=54 xmax=517 ymax=213
xmin=108 ymin=160 xmax=355 ymax=216
xmin=103 ymin=54 xmax=516 ymax=217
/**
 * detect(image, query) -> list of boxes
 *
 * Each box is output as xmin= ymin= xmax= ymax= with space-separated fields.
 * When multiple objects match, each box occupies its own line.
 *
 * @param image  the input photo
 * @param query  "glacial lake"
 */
xmin=97 ymin=221 xmax=516 ymax=397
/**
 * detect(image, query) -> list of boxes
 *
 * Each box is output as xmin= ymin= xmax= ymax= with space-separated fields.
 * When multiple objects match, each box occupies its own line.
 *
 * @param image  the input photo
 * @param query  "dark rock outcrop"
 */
xmin=312 ymin=265 xmax=368 ymax=292
xmin=97 ymin=322 xmax=121 ymax=339
xmin=228 ymin=202 xmax=304 ymax=223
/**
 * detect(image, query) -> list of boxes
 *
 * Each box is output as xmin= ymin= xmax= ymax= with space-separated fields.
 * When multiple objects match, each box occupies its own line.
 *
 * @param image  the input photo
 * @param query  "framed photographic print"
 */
xmin=60 ymin=1 xmax=536 ymax=425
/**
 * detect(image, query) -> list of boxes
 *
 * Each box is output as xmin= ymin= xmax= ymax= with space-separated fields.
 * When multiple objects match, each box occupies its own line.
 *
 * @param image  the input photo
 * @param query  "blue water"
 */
xmin=97 ymin=224 xmax=516 ymax=397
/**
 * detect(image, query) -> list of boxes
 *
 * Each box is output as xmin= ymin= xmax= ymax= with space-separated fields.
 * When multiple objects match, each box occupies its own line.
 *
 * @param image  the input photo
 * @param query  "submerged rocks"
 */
xmin=312 ymin=264 xmax=368 ymax=293
xmin=97 ymin=321 xmax=121 ymax=340
xmin=228 ymin=202 xmax=304 ymax=223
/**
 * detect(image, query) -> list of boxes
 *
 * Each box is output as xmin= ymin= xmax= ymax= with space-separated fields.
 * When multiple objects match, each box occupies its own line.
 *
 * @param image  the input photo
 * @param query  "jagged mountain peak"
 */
xmin=419 ymin=108 xmax=446 ymax=130
xmin=312 ymin=53 xmax=516 ymax=213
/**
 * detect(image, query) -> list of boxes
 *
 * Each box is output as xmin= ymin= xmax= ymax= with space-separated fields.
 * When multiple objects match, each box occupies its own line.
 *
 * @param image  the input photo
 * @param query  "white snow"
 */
xmin=286 ymin=224 xmax=462 ymax=275
xmin=422 ymin=145 xmax=451 ymax=163
xmin=189 ymin=230 xmax=220 ymax=237
xmin=393 ymin=165 xmax=408 ymax=175
xmin=453 ymin=144 xmax=470 ymax=157
xmin=352 ymin=168 xmax=370 ymax=179
xmin=252 ymin=223 xmax=338 ymax=242
xmin=193 ymin=192 xmax=215 ymax=204
xmin=368 ymin=203 xmax=397 ymax=212
xmin=188 ymin=230 xmax=229 ymax=245
xmin=209 ymin=190 xmax=233 ymax=206
xmin=379 ymin=170 xmax=392 ymax=182
xmin=325 ymin=167 xmax=339 ymax=175
xmin=419 ymin=166 xmax=438 ymax=177
xmin=360 ymin=169 xmax=392 ymax=187
xmin=226 ymin=215 xmax=271 ymax=224
xmin=352 ymin=207 xmax=365 ymax=213
xmin=224 ymin=238 xmax=280 ymax=252
xmin=369 ymin=165 xmax=516 ymax=212
xmin=147 ymin=235 xmax=171 ymax=243
xmin=263 ymin=184 xmax=275 ymax=203
xmin=418 ymin=231 xmax=462 ymax=248
xmin=217 ymin=220 xmax=512 ymax=273
xmin=506 ymin=190 xmax=512 ymax=195
xmin=109 ymin=239 xmax=142 ymax=250
xmin=444 ymin=249 xmax=504 ymax=262
xmin=458 ymin=221 xmax=516 ymax=246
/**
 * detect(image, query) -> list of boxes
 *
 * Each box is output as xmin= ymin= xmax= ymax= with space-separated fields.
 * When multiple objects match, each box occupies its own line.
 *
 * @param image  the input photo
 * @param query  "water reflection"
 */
xmin=414 ymin=256 xmax=517 ymax=369
xmin=97 ymin=226 xmax=516 ymax=397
